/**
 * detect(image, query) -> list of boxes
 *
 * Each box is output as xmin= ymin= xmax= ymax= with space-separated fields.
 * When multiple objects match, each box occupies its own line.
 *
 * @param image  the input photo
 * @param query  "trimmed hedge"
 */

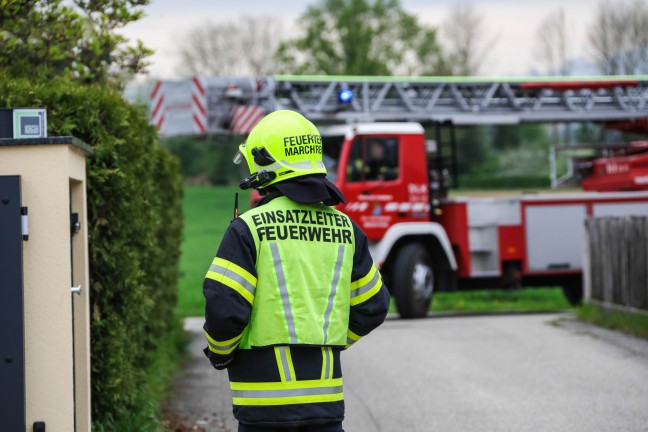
xmin=0 ymin=71 xmax=183 ymax=429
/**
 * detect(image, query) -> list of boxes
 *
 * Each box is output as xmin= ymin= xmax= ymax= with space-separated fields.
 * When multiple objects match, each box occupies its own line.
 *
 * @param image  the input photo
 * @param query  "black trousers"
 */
xmin=238 ymin=421 xmax=344 ymax=432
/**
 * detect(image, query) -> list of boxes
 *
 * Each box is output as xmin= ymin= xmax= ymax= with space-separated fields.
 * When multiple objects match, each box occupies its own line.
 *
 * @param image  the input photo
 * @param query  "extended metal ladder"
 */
xmin=263 ymin=75 xmax=648 ymax=124
xmin=150 ymin=74 xmax=648 ymax=136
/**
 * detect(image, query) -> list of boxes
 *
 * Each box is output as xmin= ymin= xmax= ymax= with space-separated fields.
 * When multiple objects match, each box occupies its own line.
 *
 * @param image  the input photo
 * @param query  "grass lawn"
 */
xmin=576 ymin=303 xmax=648 ymax=340
xmin=178 ymin=186 xmax=572 ymax=317
xmin=178 ymin=186 xmax=250 ymax=317
xmin=429 ymin=287 xmax=570 ymax=313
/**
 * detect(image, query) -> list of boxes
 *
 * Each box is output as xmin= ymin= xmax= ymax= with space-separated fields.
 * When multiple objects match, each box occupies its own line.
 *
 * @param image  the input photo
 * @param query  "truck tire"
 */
xmin=561 ymin=279 xmax=583 ymax=306
xmin=393 ymin=243 xmax=434 ymax=319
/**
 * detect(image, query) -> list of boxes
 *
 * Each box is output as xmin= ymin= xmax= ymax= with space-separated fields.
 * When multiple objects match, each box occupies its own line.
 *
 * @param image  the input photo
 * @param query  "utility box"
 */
xmin=0 ymin=137 xmax=92 ymax=432
xmin=0 ymin=108 xmax=48 ymax=139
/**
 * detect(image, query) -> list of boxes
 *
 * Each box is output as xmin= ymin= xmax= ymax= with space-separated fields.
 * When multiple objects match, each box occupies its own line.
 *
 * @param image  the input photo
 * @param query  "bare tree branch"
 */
xmin=176 ymin=16 xmax=285 ymax=76
xmin=441 ymin=4 xmax=495 ymax=76
xmin=534 ymin=8 xmax=571 ymax=75
xmin=588 ymin=0 xmax=648 ymax=75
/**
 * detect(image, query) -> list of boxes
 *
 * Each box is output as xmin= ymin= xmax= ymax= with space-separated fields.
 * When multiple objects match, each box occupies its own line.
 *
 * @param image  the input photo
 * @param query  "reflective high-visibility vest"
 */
xmin=238 ymin=196 xmax=355 ymax=349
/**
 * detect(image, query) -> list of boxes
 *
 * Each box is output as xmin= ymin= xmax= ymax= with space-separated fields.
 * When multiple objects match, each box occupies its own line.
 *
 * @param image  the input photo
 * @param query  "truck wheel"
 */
xmin=393 ymin=243 xmax=434 ymax=319
xmin=561 ymin=279 xmax=583 ymax=306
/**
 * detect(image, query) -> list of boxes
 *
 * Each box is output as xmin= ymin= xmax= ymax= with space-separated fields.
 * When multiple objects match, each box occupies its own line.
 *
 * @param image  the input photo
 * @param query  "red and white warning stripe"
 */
xmin=150 ymin=80 xmax=165 ymax=131
xmin=231 ymin=106 xmax=264 ymax=135
xmin=192 ymin=76 xmax=207 ymax=134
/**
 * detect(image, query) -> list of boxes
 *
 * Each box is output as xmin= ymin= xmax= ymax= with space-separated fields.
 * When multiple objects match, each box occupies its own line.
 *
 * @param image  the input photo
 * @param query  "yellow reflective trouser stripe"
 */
xmin=230 ymin=378 xmax=344 ymax=406
xmin=320 ymin=347 xmax=333 ymax=379
xmin=350 ymin=264 xmax=382 ymax=306
xmin=346 ymin=329 xmax=362 ymax=348
xmin=205 ymin=332 xmax=242 ymax=355
xmin=205 ymin=257 xmax=256 ymax=304
xmin=274 ymin=346 xmax=296 ymax=382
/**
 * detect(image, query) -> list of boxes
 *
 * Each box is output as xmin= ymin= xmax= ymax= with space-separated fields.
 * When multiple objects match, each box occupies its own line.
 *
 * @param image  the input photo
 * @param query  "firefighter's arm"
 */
xmin=347 ymin=221 xmax=390 ymax=349
xmin=203 ymin=218 xmax=256 ymax=369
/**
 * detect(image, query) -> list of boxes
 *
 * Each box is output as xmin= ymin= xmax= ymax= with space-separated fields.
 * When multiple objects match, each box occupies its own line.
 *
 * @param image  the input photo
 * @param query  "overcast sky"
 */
xmin=119 ymin=0 xmax=633 ymax=79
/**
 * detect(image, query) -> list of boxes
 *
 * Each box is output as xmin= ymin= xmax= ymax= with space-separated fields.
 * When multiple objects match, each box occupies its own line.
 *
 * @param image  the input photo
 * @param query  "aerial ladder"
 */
xmin=150 ymin=74 xmax=648 ymax=191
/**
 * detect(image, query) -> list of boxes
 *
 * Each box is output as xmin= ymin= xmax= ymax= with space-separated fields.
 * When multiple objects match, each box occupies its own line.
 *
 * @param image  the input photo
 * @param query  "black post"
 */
xmin=449 ymin=123 xmax=459 ymax=189
xmin=0 ymin=175 xmax=25 ymax=431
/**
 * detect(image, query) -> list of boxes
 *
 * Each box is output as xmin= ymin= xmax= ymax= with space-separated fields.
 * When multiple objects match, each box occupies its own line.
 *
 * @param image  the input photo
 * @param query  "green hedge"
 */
xmin=162 ymin=135 xmax=244 ymax=185
xmin=0 ymin=71 xmax=183 ymax=430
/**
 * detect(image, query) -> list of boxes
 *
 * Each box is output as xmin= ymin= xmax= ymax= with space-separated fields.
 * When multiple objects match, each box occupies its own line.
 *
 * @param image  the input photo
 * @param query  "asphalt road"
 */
xmin=167 ymin=314 xmax=648 ymax=432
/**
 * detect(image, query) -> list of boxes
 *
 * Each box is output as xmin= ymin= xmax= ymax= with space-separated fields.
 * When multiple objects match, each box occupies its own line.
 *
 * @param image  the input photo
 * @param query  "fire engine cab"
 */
xmin=317 ymin=122 xmax=648 ymax=317
xmin=148 ymin=74 xmax=648 ymax=318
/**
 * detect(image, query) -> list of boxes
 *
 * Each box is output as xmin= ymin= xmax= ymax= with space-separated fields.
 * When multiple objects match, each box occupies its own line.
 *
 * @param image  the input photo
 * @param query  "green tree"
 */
xmin=454 ymin=126 xmax=493 ymax=176
xmin=0 ymin=0 xmax=152 ymax=84
xmin=276 ymin=0 xmax=447 ymax=75
xmin=491 ymin=124 xmax=550 ymax=152
xmin=490 ymin=124 xmax=551 ymax=177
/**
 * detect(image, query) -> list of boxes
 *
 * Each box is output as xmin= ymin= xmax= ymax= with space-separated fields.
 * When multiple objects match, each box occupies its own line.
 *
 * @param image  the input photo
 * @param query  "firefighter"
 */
xmin=203 ymin=110 xmax=390 ymax=432
xmin=348 ymin=137 xmax=398 ymax=182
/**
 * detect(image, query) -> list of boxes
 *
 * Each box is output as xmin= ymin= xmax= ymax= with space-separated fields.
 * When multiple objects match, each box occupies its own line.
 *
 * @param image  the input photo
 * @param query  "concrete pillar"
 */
xmin=0 ymin=137 xmax=92 ymax=432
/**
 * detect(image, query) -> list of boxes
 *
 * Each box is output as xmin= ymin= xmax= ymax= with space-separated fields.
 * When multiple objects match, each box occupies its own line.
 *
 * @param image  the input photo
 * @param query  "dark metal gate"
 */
xmin=0 ymin=175 xmax=25 ymax=431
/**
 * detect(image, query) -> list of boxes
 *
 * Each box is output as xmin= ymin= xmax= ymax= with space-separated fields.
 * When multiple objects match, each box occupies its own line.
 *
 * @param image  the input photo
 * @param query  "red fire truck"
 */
xmin=315 ymin=122 xmax=648 ymax=317
xmin=148 ymin=75 xmax=648 ymax=317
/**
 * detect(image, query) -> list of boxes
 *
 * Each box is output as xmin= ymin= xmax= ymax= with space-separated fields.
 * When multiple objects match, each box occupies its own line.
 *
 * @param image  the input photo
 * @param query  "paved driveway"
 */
xmin=167 ymin=314 xmax=648 ymax=432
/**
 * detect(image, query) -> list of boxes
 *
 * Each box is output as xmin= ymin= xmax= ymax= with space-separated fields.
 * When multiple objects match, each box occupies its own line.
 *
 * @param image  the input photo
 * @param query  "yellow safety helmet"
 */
xmin=234 ymin=110 xmax=327 ymax=190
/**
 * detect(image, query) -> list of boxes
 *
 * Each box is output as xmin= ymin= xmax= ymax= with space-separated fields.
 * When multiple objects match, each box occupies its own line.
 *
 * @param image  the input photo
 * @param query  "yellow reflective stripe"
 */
xmin=350 ymin=264 xmax=383 ymax=306
xmin=205 ymin=332 xmax=242 ymax=355
xmin=327 ymin=348 xmax=333 ymax=379
xmin=345 ymin=329 xmax=362 ymax=348
xmin=350 ymin=277 xmax=382 ymax=306
xmin=274 ymin=347 xmax=287 ymax=382
xmin=213 ymin=257 xmax=257 ymax=287
xmin=284 ymin=346 xmax=296 ymax=381
xmin=206 ymin=270 xmax=254 ymax=304
xmin=347 ymin=330 xmax=361 ymax=341
xmin=230 ymin=378 xmax=344 ymax=405
xmin=206 ymin=258 xmax=256 ymax=304
xmin=231 ymin=378 xmax=342 ymax=391
xmin=274 ymin=346 xmax=296 ymax=382
xmin=232 ymin=393 xmax=343 ymax=406
xmin=320 ymin=348 xmax=333 ymax=379
xmin=350 ymin=265 xmax=377 ymax=291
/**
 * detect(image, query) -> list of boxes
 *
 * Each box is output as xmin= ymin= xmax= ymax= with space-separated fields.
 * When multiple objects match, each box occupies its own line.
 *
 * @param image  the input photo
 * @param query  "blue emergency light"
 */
xmin=337 ymin=87 xmax=353 ymax=104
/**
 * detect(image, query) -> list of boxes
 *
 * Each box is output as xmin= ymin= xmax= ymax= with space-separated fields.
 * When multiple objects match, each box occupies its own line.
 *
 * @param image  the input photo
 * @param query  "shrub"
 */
xmin=0 ymin=71 xmax=183 ymax=430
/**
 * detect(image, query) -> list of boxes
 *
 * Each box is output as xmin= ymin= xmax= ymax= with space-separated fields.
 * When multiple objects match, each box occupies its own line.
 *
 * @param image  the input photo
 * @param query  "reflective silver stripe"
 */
xmin=280 ymin=160 xmax=313 ymax=170
xmin=257 ymin=161 xmax=283 ymax=172
xmin=350 ymin=270 xmax=381 ymax=299
xmin=270 ymin=243 xmax=298 ymax=344
xmin=323 ymin=244 xmax=345 ymax=344
xmin=324 ymin=348 xmax=331 ymax=379
xmin=279 ymin=346 xmax=293 ymax=382
xmin=260 ymin=160 xmax=321 ymax=173
xmin=207 ymin=338 xmax=239 ymax=352
xmin=346 ymin=337 xmax=357 ymax=346
xmin=232 ymin=385 xmax=343 ymax=399
xmin=209 ymin=263 xmax=256 ymax=297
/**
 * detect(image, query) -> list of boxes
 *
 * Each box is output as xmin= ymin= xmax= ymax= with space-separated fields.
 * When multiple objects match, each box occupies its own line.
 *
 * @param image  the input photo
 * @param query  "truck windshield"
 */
xmin=322 ymin=135 xmax=344 ymax=182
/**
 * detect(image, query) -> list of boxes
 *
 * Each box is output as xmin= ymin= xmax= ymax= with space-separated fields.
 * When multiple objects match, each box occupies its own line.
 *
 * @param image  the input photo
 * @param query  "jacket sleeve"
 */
xmin=346 ymin=220 xmax=390 ymax=349
xmin=203 ymin=218 xmax=257 ymax=369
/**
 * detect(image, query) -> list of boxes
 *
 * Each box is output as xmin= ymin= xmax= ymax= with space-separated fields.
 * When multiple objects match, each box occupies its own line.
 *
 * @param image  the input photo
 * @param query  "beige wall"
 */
xmin=0 ymin=142 xmax=91 ymax=432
